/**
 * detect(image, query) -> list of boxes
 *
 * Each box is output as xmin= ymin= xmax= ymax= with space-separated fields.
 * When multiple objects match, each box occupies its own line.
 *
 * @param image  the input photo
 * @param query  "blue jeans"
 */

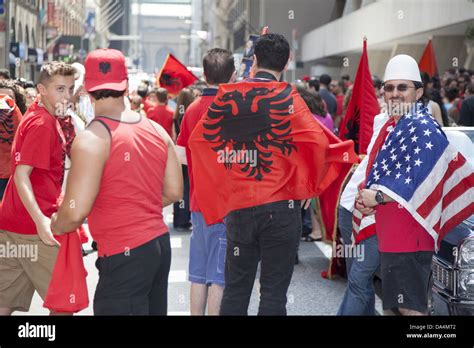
xmin=188 ymin=212 xmax=226 ymax=287
xmin=337 ymin=205 xmax=380 ymax=316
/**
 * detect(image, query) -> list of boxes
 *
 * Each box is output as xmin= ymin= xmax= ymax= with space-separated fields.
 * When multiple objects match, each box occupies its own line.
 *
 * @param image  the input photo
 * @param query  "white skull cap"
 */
xmin=384 ymin=54 xmax=422 ymax=83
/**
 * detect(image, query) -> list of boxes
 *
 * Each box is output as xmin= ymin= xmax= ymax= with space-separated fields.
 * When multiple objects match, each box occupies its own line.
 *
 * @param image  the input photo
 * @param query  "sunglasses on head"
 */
xmin=383 ymin=83 xmax=416 ymax=92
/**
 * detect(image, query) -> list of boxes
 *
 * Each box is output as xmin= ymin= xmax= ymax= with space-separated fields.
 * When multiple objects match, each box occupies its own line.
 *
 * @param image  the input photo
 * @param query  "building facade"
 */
xmin=130 ymin=0 xmax=192 ymax=74
xmin=2 ymin=0 xmax=42 ymax=80
xmin=201 ymin=0 xmax=474 ymax=81
xmin=201 ymin=0 xmax=335 ymax=81
xmin=301 ymin=0 xmax=474 ymax=78
xmin=1 ymin=0 xmax=87 ymax=81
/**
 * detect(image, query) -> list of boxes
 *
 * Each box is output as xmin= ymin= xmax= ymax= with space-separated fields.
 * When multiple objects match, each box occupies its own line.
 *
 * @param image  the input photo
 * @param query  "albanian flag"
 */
xmin=317 ymin=125 xmax=358 ymax=243
xmin=188 ymin=81 xmax=358 ymax=225
xmin=339 ymin=39 xmax=380 ymax=155
xmin=314 ymin=124 xmax=359 ymax=279
xmin=156 ymin=54 xmax=198 ymax=96
xmin=43 ymin=229 xmax=89 ymax=313
xmin=419 ymin=39 xmax=438 ymax=77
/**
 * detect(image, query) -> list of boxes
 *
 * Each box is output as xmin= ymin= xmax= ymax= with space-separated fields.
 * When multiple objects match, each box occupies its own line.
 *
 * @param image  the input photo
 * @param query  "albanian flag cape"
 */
xmin=339 ymin=39 xmax=380 ymax=155
xmin=188 ymin=81 xmax=358 ymax=225
xmin=316 ymin=125 xmax=360 ymax=279
xmin=156 ymin=54 xmax=198 ymax=96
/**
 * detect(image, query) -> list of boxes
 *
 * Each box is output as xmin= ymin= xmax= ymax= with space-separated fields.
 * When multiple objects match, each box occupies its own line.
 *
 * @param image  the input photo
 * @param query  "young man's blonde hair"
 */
xmin=38 ymin=61 xmax=76 ymax=85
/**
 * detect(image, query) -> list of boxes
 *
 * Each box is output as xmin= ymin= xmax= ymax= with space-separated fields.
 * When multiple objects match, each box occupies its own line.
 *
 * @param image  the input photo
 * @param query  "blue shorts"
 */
xmin=188 ymin=212 xmax=226 ymax=287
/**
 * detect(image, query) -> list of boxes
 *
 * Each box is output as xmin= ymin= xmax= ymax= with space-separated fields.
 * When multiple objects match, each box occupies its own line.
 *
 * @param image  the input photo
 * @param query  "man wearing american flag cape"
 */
xmin=357 ymin=54 xmax=474 ymax=315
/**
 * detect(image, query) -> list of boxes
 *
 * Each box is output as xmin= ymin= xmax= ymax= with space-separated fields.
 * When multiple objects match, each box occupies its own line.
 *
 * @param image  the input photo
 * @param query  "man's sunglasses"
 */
xmin=383 ymin=83 xmax=417 ymax=92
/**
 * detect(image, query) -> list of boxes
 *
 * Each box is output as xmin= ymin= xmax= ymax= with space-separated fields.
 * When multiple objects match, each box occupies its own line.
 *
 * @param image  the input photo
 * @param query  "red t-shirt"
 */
xmin=177 ymin=88 xmax=217 ymax=212
xmin=376 ymin=202 xmax=435 ymax=252
xmin=143 ymin=97 xmax=152 ymax=113
xmin=147 ymin=104 xmax=174 ymax=137
xmin=0 ymin=101 xmax=66 ymax=234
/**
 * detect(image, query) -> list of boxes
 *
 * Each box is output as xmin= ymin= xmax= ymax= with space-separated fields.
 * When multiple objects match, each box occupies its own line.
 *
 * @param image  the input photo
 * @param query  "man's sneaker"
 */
xmin=301 ymin=225 xmax=312 ymax=239
xmin=82 ymin=247 xmax=95 ymax=257
xmin=174 ymin=223 xmax=193 ymax=232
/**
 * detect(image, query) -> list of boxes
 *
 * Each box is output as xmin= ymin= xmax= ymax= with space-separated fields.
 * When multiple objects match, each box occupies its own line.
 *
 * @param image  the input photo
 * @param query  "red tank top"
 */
xmin=88 ymin=114 xmax=168 ymax=257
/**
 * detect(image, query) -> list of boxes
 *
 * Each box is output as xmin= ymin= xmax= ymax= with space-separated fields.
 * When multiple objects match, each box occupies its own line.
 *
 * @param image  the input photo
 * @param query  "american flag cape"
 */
xmin=364 ymin=102 xmax=474 ymax=250
xmin=352 ymin=204 xmax=376 ymax=244
xmin=351 ymin=116 xmax=394 ymax=244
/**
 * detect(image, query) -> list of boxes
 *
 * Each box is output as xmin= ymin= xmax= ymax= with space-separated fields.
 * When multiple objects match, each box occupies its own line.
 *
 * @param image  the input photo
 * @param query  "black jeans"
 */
xmin=0 ymin=178 xmax=8 ymax=200
xmin=93 ymin=233 xmax=171 ymax=315
xmin=173 ymin=165 xmax=191 ymax=228
xmin=220 ymin=200 xmax=302 ymax=316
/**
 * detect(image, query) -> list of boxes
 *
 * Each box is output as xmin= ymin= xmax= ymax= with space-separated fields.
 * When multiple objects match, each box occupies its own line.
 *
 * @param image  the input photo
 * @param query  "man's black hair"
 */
xmin=25 ymin=80 xmax=35 ymax=89
xmin=413 ymin=81 xmax=423 ymax=90
xmin=137 ymin=86 xmax=148 ymax=98
xmin=372 ymin=77 xmax=383 ymax=89
xmin=254 ymin=33 xmax=290 ymax=72
xmin=319 ymin=74 xmax=332 ymax=86
xmin=444 ymin=86 xmax=459 ymax=102
xmin=308 ymin=79 xmax=319 ymax=91
xmin=420 ymin=72 xmax=431 ymax=85
xmin=89 ymin=89 xmax=126 ymax=100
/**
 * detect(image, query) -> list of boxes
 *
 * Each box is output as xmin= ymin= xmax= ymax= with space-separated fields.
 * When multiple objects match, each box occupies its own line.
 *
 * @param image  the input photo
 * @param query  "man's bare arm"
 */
xmin=148 ymin=120 xmax=183 ymax=206
xmin=51 ymin=123 xmax=110 ymax=234
xmin=14 ymin=165 xmax=59 ymax=246
xmin=162 ymin=140 xmax=184 ymax=206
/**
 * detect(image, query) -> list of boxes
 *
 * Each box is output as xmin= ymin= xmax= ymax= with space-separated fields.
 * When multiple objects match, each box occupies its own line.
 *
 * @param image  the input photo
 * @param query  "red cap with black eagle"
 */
xmin=84 ymin=48 xmax=128 ymax=92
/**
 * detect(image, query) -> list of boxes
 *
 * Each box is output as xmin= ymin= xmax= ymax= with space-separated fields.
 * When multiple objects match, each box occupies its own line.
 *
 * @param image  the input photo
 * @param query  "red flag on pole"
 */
xmin=418 ymin=39 xmax=438 ymax=77
xmin=156 ymin=54 xmax=198 ymax=96
xmin=316 ymin=124 xmax=359 ymax=279
xmin=339 ymin=38 xmax=380 ymax=155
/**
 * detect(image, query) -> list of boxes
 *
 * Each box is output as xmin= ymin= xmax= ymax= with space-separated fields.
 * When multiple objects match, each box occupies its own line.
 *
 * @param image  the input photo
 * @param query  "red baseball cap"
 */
xmin=84 ymin=48 xmax=128 ymax=92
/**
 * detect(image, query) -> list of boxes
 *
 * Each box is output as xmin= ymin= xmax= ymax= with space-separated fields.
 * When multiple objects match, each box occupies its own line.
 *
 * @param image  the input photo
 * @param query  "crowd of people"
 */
xmin=294 ymin=65 xmax=474 ymax=131
xmin=0 ymin=31 xmax=472 ymax=317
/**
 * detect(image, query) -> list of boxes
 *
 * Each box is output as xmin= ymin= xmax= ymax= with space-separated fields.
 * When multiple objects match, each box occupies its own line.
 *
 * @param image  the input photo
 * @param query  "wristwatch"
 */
xmin=375 ymin=190 xmax=386 ymax=205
